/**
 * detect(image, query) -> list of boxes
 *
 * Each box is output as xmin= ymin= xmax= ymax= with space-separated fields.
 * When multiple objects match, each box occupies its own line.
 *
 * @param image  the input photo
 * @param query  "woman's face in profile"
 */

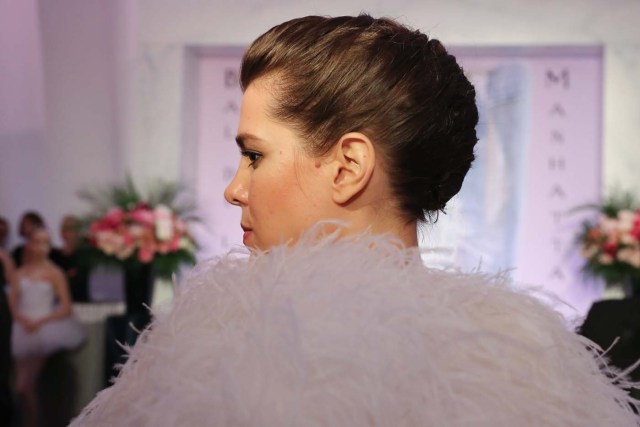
xmin=224 ymin=77 xmax=333 ymax=250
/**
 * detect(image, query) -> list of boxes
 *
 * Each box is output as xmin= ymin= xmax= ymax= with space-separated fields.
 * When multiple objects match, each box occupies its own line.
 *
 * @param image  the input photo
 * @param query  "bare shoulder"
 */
xmin=46 ymin=262 xmax=66 ymax=282
xmin=14 ymin=264 xmax=26 ymax=278
xmin=11 ymin=265 xmax=26 ymax=286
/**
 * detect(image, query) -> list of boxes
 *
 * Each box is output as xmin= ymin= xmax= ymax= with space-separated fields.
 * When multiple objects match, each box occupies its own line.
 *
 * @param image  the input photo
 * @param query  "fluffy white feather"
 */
xmin=71 ymin=230 xmax=640 ymax=426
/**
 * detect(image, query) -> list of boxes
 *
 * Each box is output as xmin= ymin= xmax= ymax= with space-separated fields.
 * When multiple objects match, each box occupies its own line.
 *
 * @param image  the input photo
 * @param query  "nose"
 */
xmin=224 ymin=166 xmax=249 ymax=207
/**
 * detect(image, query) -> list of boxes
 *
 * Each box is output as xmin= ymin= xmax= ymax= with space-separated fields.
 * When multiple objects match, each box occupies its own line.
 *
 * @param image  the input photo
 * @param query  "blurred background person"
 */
xmin=11 ymin=211 xmax=63 ymax=268
xmin=57 ymin=215 xmax=90 ymax=302
xmin=8 ymin=228 xmax=85 ymax=427
xmin=11 ymin=212 xmax=45 ymax=267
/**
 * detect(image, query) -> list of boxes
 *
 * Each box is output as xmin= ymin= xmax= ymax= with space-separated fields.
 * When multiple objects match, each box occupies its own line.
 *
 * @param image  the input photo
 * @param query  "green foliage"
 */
xmin=77 ymin=175 xmax=198 ymax=218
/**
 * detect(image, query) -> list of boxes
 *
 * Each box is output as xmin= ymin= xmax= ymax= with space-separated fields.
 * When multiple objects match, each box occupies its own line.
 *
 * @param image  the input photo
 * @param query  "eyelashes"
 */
xmin=241 ymin=150 xmax=263 ymax=168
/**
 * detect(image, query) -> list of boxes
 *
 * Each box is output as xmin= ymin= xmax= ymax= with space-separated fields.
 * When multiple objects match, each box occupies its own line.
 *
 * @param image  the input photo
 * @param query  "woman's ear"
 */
xmin=327 ymin=132 xmax=376 ymax=205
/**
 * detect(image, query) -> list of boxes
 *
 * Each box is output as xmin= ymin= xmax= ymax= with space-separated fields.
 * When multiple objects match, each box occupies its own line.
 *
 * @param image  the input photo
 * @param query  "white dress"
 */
xmin=12 ymin=277 xmax=85 ymax=358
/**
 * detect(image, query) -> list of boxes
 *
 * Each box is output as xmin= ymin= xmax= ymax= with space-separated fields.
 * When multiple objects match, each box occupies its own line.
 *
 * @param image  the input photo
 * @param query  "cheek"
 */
xmin=248 ymin=172 xmax=313 ymax=246
xmin=249 ymin=177 xmax=292 ymax=217
xmin=249 ymin=162 xmax=297 ymax=209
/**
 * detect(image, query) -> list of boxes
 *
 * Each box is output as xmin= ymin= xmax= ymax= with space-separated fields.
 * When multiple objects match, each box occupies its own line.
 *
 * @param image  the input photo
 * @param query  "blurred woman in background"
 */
xmin=9 ymin=228 xmax=84 ymax=427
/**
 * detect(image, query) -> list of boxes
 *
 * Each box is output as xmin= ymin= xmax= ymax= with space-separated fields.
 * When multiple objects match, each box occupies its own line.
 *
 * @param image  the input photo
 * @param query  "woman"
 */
xmin=72 ymin=15 xmax=639 ymax=426
xmin=10 ymin=228 xmax=85 ymax=427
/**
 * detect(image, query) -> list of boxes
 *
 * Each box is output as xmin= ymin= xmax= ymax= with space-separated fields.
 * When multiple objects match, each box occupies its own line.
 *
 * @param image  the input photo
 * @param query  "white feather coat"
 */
xmin=71 ymin=231 xmax=640 ymax=426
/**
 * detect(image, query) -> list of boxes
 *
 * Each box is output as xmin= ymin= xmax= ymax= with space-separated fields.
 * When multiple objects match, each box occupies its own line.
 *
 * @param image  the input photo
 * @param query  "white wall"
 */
xmin=0 ymin=0 xmax=48 ymax=244
xmin=37 ymin=0 xmax=121 ymax=219
xmin=0 ymin=0 xmax=131 ymax=246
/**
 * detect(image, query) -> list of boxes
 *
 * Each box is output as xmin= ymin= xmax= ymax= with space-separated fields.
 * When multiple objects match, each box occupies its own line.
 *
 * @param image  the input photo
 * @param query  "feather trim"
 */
xmin=72 ymin=229 xmax=640 ymax=426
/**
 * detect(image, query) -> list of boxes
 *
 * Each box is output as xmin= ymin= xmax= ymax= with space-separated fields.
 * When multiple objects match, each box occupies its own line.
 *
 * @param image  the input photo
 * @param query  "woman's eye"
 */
xmin=241 ymin=150 xmax=262 ymax=168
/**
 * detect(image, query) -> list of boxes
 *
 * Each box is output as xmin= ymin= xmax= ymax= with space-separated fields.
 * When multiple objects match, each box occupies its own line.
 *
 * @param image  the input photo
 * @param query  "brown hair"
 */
xmin=241 ymin=14 xmax=478 ymax=222
xmin=19 ymin=211 xmax=46 ymax=237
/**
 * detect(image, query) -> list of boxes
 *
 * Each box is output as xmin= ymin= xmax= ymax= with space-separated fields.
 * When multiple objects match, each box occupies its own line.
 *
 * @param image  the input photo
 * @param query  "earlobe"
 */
xmin=330 ymin=132 xmax=376 ymax=205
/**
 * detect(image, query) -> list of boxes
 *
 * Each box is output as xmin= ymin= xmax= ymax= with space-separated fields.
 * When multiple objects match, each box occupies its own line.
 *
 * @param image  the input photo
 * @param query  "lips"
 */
xmin=241 ymin=224 xmax=253 ymax=245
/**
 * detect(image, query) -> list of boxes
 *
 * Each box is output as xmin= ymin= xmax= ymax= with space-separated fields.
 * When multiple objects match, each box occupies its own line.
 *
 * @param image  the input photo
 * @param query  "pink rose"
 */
xmin=121 ymin=229 xmax=135 ymax=247
xmin=130 ymin=206 xmax=155 ymax=227
xmin=602 ymin=241 xmax=618 ymax=256
xmin=631 ymin=218 xmax=640 ymax=241
xmin=89 ymin=221 xmax=105 ymax=235
xmin=169 ymin=236 xmax=181 ymax=252
xmin=103 ymin=208 xmax=125 ymax=228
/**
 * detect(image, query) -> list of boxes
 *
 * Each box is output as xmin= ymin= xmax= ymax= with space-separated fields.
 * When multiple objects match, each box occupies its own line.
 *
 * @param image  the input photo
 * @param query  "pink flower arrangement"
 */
xmin=581 ymin=209 xmax=640 ymax=268
xmin=88 ymin=203 xmax=195 ymax=264
xmin=578 ymin=201 xmax=640 ymax=287
xmin=78 ymin=178 xmax=198 ymax=278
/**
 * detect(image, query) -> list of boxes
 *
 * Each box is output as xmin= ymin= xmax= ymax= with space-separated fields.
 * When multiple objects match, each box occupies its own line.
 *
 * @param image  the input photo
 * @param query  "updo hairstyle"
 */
xmin=240 ymin=14 xmax=479 ymax=222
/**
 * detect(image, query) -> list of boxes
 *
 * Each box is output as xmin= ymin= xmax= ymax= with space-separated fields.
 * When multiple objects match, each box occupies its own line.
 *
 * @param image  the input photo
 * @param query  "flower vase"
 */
xmin=103 ymin=262 xmax=155 ymax=385
xmin=123 ymin=261 xmax=154 ymax=331
xmin=622 ymin=276 xmax=640 ymax=298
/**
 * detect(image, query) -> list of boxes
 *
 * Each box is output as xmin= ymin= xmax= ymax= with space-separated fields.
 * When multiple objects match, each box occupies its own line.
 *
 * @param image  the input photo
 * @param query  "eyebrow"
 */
xmin=235 ymin=133 xmax=264 ymax=150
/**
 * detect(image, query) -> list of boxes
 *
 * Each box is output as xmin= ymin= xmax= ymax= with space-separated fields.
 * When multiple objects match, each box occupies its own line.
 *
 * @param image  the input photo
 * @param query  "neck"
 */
xmin=341 ymin=166 xmax=419 ymax=248
xmin=370 ymin=217 xmax=418 ymax=247
xmin=345 ymin=206 xmax=419 ymax=248
xmin=394 ymin=220 xmax=419 ymax=247
xmin=28 ymin=254 xmax=49 ymax=265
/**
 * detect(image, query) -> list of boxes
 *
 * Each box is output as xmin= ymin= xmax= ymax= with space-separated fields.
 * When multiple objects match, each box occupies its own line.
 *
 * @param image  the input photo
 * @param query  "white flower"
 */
xmin=620 ymin=232 xmax=637 ymax=245
xmin=618 ymin=210 xmax=636 ymax=232
xmin=598 ymin=217 xmax=619 ymax=234
xmin=179 ymin=236 xmax=196 ymax=252
xmin=155 ymin=204 xmax=174 ymax=241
